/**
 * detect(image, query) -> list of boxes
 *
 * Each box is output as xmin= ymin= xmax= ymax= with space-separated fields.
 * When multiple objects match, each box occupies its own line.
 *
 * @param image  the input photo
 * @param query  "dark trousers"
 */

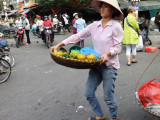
xmin=25 ymin=30 xmax=31 ymax=43
xmin=65 ymin=24 xmax=70 ymax=33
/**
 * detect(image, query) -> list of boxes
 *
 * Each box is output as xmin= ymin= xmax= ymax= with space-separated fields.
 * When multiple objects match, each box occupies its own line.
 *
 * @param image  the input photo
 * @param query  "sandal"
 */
xmin=88 ymin=116 xmax=106 ymax=120
xmin=131 ymin=61 xmax=137 ymax=63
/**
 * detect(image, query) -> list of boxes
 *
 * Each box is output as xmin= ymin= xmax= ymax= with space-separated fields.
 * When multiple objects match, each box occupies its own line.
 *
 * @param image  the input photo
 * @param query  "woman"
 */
xmin=123 ymin=7 xmax=140 ymax=66
xmin=51 ymin=0 xmax=123 ymax=120
xmin=72 ymin=13 xmax=78 ymax=34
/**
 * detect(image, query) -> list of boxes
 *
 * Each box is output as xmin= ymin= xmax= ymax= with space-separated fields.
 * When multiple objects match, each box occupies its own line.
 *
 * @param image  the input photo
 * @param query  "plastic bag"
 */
xmin=32 ymin=24 xmax=37 ymax=31
xmin=0 ymin=40 xmax=7 ymax=47
xmin=145 ymin=46 xmax=157 ymax=53
xmin=136 ymin=35 xmax=143 ymax=51
xmin=80 ymin=46 xmax=101 ymax=59
xmin=138 ymin=78 xmax=160 ymax=107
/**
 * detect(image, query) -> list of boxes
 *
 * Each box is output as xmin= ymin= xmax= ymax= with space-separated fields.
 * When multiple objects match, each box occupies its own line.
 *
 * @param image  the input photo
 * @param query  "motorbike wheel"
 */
xmin=16 ymin=37 xmax=20 ymax=48
xmin=60 ymin=28 xmax=65 ymax=35
xmin=2 ymin=53 xmax=15 ymax=67
xmin=0 ymin=58 xmax=11 ymax=84
xmin=46 ymin=36 xmax=50 ymax=48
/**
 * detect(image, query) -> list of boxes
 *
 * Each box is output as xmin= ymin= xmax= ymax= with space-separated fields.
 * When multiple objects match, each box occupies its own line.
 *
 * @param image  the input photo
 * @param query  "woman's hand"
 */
xmin=51 ymin=45 xmax=59 ymax=51
xmin=51 ymin=42 xmax=65 ymax=51
xmin=101 ymin=51 xmax=111 ymax=63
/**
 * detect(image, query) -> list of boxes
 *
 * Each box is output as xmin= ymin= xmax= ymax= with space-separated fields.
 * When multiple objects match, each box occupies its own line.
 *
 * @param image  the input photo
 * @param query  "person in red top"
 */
xmin=42 ymin=16 xmax=54 ymax=43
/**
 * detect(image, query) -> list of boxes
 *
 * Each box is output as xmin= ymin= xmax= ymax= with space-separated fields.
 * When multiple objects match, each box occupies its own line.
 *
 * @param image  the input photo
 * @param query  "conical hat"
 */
xmin=91 ymin=0 xmax=124 ymax=20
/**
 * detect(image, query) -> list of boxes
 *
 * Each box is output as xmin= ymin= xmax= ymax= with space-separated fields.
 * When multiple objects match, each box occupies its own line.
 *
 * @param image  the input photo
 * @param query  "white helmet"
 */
xmin=54 ymin=15 xmax=57 ymax=17
xmin=73 ymin=13 xmax=78 ymax=17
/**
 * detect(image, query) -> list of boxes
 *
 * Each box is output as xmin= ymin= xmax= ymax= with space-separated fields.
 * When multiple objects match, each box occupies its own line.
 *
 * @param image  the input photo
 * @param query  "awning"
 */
xmin=119 ymin=0 xmax=160 ymax=11
xmin=18 ymin=3 xmax=39 ymax=13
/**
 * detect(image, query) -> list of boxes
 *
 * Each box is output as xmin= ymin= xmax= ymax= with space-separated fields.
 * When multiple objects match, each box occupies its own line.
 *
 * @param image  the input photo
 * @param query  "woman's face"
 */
xmin=100 ymin=3 xmax=114 ymax=18
xmin=75 ymin=15 xmax=78 ymax=20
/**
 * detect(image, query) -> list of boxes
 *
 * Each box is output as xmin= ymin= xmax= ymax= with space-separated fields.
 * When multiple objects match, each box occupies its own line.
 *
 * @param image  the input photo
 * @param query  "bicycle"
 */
xmin=0 ymin=53 xmax=11 ymax=84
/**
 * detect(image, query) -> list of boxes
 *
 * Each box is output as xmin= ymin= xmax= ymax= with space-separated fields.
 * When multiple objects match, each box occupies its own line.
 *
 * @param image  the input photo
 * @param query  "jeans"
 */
xmin=85 ymin=64 xmax=118 ymax=119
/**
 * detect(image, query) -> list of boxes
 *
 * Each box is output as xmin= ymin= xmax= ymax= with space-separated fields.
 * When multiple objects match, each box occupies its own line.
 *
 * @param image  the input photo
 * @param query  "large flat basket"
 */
xmin=50 ymin=49 xmax=101 ymax=69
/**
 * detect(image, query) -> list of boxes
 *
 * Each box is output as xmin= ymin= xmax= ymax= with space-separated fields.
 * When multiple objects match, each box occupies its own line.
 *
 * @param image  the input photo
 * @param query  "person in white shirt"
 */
xmin=21 ymin=14 xmax=31 ymax=45
xmin=15 ymin=17 xmax=22 ymax=27
xmin=53 ymin=15 xmax=59 ymax=30
xmin=36 ymin=16 xmax=43 ymax=35
xmin=62 ymin=14 xmax=70 ymax=33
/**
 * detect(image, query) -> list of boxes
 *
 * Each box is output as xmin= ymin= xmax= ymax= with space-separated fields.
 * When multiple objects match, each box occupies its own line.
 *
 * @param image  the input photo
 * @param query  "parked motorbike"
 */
xmin=0 ymin=24 xmax=16 ymax=38
xmin=139 ymin=18 xmax=152 ymax=45
xmin=53 ymin=22 xmax=65 ymax=35
xmin=15 ymin=26 xmax=24 ymax=48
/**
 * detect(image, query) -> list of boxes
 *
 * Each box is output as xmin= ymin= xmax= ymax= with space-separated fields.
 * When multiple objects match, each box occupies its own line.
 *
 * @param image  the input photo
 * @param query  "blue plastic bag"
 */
xmin=80 ymin=46 xmax=101 ymax=59
xmin=32 ymin=24 xmax=37 ymax=31
xmin=0 ymin=40 xmax=7 ymax=47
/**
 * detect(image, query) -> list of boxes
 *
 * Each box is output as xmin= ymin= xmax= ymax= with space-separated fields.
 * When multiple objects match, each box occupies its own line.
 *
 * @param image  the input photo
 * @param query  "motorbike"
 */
xmin=139 ymin=18 xmax=152 ymax=45
xmin=44 ymin=26 xmax=53 ymax=48
xmin=53 ymin=22 xmax=65 ymax=35
xmin=15 ymin=26 xmax=24 ymax=48
xmin=0 ymin=24 xmax=16 ymax=38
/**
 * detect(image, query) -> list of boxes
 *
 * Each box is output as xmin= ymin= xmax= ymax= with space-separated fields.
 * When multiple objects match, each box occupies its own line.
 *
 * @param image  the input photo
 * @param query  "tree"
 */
xmin=36 ymin=0 xmax=92 ymax=14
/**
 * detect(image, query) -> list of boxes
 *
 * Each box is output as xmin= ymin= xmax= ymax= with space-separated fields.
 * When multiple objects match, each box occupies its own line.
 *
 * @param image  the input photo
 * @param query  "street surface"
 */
xmin=0 ymin=31 xmax=160 ymax=120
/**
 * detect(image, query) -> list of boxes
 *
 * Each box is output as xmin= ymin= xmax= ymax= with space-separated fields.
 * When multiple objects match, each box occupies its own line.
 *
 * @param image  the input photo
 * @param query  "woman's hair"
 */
xmin=127 ymin=7 xmax=136 ymax=13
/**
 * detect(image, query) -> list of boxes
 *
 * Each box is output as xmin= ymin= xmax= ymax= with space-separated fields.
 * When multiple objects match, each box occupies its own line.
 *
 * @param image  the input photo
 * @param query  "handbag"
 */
xmin=126 ymin=17 xmax=140 ymax=36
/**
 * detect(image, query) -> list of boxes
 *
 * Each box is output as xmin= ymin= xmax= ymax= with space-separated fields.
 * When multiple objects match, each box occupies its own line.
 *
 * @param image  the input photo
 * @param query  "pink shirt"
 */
xmin=72 ymin=19 xmax=77 ymax=34
xmin=42 ymin=20 xmax=53 ymax=26
xmin=62 ymin=20 xmax=124 ymax=69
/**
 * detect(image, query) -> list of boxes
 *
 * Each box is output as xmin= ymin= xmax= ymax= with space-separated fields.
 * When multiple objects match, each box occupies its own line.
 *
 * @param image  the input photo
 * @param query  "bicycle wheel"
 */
xmin=0 ymin=59 xmax=11 ymax=83
xmin=2 ymin=53 xmax=15 ymax=67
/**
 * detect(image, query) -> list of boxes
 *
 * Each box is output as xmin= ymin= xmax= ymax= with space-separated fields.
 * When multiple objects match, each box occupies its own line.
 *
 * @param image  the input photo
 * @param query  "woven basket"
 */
xmin=50 ymin=49 xmax=101 ymax=69
xmin=136 ymin=96 xmax=160 ymax=117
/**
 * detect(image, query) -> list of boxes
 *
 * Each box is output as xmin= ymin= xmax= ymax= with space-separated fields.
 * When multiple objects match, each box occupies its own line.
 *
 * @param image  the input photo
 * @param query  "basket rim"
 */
xmin=135 ymin=94 xmax=160 ymax=117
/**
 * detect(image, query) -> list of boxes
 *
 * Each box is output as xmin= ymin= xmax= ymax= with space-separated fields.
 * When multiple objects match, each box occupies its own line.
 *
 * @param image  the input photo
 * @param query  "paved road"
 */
xmin=0 ymin=32 xmax=160 ymax=120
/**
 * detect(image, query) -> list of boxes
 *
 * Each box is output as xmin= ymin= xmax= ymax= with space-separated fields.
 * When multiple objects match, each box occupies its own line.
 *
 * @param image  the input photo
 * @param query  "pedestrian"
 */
xmin=123 ymin=7 xmax=140 ymax=66
xmin=72 ymin=13 xmax=78 ymax=34
xmin=62 ymin=14 xmax=71 ymax=33
xmin=75 ymin=13 xmax=86 ymax=48
xmin=21 ymin=14 xmax=31 ymax=45
xmin=155 ymin=12 xmax=160 ymax=31
xmin=51 ymin=0 xmax=124 ymax=119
